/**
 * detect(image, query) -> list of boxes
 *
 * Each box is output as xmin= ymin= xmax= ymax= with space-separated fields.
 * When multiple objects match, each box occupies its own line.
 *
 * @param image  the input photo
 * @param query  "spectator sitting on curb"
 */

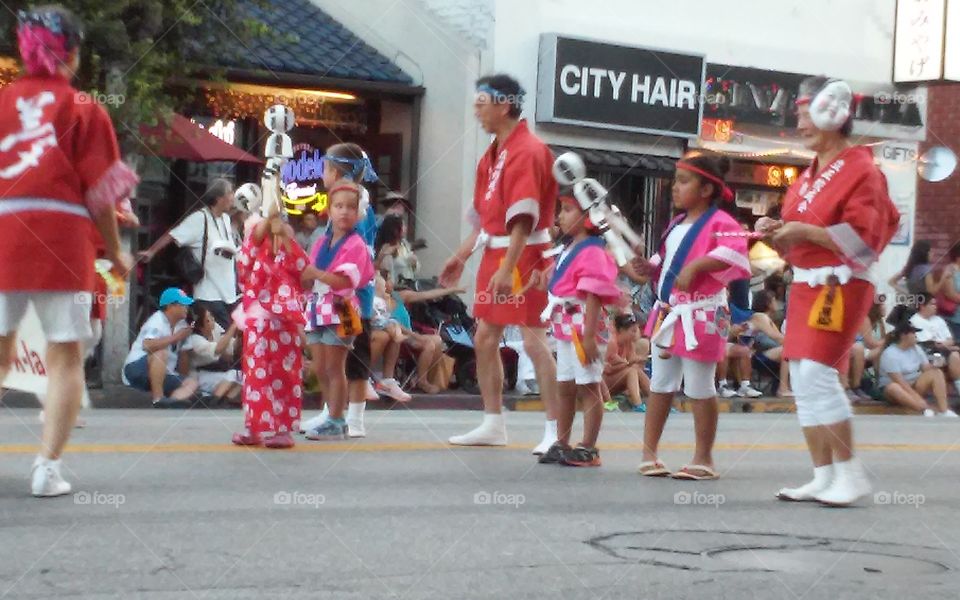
xmin=182 ymin=305 xmax=242 ymax=406
xmin=603 ymin=314 xmax=650 ymax=411
xmin=878 ymin=321 xmax=957 ymax=417
xmin=910 ymin=296 xmax=960 ymax=396
xmin=121 ymin=288 xmax=199 ymax=408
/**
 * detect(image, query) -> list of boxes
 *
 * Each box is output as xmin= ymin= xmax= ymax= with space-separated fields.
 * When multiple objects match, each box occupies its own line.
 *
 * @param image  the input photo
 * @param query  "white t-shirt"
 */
xmin=878 ymin=343 xmax=928 ymax=388
xmin=122 ymin=311 xmax=189 ymax=383
xmin=909 ymin=313 xmax=953 ymax=344
xmin=657 ymin=223 xmax=692 ymax=299
xmin=170 ymin=209 xmax=239 ymax=303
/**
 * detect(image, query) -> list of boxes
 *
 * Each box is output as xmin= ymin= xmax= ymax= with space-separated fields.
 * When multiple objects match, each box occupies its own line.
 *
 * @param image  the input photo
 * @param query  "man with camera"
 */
xmin=139 ymin=179 xmax=240 ymax=329
xmin=121 ymin=288 xmax=199 ymax=408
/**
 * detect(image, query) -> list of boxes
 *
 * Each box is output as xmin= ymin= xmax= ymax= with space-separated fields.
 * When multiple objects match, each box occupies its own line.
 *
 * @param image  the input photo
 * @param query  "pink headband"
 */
xmin=17 ymin=24 xmax=71 ymax=77
xmin=676 ymin=161 xmax=734 ymax=202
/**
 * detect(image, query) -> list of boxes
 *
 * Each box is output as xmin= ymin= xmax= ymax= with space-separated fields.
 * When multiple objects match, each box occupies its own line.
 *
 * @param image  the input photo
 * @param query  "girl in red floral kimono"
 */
xmin=232 ymin=211 xmax=317 ymax=448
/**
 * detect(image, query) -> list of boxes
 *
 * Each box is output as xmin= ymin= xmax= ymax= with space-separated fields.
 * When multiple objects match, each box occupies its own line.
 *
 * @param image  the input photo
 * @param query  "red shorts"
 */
xmin=783 ymin=279 xmax=874 ymax=374
xmin=474 ymin=244 xmax=550 ymax=327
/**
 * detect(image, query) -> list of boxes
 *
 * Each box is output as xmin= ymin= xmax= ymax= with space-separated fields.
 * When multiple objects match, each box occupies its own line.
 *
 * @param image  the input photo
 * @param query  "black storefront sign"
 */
xmin=703 ymin=64 xmax=923 ymax=128
xmin=536 ymin=34 xmax=705 ymax=138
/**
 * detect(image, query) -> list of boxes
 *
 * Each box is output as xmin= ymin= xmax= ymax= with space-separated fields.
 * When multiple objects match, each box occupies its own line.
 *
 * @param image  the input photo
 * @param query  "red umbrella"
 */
xmin=140 ymin=114 xmax=263 ymax=164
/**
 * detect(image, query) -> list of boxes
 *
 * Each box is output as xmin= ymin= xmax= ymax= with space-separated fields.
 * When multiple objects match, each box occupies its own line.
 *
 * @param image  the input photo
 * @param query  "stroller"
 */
xmin=399 ymin=278 xmax=518 ymax=394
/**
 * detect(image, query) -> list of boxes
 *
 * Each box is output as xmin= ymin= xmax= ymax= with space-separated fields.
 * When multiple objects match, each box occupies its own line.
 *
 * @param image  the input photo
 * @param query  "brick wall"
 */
xmin=917 ymin=83 xmax=960 ymax=261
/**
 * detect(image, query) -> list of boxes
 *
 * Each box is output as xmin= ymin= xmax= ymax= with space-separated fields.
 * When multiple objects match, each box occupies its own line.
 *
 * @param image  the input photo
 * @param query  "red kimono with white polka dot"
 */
xmin=235 ymin=225 xmax=309 ymax=436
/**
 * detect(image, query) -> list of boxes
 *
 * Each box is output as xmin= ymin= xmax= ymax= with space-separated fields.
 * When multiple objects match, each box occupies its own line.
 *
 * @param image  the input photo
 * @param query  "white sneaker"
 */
xmin=300 ymin=409 xmax=329 ymax=433
xmin=346 ymin=418 xmax=366 ymax=438
xmin=737 ymin=384 xmax=763 ymax=398
xmin=923 ymin=408 xmax=936 ymax=418
xmin=514 ymin=379 xmax=531 ymax=395
xmin=365 ymin=379 xmax=379 ymax=401
xmin=814 ymin=458 xmax=872 ymax=507
xmin=718 ymin=384 xmax=737 ymax=399
xmin=31 ymin=458 xmax=72 ymax=498
xmin=939 ymin=409 xmax=959 ymax=418
xmin=376 ymin=378 xmax=412 ymax=402
xmin=776 ymin=465 xmax=834 ymax=502
xmin=449 ymin=414 xmax=507 ymax=446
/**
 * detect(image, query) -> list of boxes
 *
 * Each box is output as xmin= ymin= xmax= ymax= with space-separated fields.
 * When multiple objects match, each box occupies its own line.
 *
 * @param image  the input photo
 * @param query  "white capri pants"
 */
xmin=649 ymin=352 xmax=717 ymax=400
xmin=556 ymin=339 xmax=605 ymax=385
xmin=789 ymin=358 xmax=853 ymax=427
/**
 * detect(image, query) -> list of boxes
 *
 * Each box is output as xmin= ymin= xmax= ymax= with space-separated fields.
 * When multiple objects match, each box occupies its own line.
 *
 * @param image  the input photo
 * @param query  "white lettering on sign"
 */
xmin=191 ymin=118 xmax=236 ymax=146
xmin=558 ymin=65 xmax=697 ymax=109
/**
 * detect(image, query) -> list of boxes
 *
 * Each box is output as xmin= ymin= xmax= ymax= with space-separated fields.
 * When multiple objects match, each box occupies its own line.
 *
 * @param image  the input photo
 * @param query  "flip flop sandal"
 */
xmin=671 ymin=464 xmax=719 ymax=480
xmin=638 ymin=461 xmax=671 ymax=477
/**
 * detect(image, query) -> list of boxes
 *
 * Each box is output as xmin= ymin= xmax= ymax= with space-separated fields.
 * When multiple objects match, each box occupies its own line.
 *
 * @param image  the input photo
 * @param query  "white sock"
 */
xmin=544 ymin=419 xmax=558 ymax=438
xmin=811 ymin=464 xmax=833 ymax=486
xmin=739 ymin=380 xmax=751 ymax=389
xmin=347 ymin=402 xmax=366 ymax=422
xmin=33 ymin=455 xmax=58 ymax=469
xmin=482 ymin=413 xmax=505 ymax=429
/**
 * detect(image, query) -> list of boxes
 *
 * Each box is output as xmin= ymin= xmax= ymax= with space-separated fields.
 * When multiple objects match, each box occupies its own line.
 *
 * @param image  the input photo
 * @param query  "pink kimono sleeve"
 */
xmin=575 ymin=246 xmax=622 ymax=305
xmin=706 ymin=218 xmax=751 ymax=284
xmin=330 ymin=236 xmax=370 ymax=293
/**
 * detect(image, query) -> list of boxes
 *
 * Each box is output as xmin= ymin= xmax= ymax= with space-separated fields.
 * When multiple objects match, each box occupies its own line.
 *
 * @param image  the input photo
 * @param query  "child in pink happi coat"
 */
xmin=638 ymin=151 xmax=750 ymax=481
xmin=538 ymin=195 xmax=622 ymax=467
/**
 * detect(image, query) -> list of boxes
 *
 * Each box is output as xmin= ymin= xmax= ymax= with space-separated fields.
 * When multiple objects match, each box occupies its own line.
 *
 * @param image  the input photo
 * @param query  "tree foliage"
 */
xmin=0 ymin=0 xmax=271 ymax=149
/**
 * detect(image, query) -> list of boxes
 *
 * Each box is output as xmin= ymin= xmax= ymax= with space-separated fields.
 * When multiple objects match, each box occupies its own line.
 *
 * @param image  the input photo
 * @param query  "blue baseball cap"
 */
xmin=159 ymin=287 xmax=194 ymax=308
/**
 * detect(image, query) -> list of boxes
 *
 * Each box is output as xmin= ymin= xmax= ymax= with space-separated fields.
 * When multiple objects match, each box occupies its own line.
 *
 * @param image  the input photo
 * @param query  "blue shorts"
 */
xmin=306 ymin=326 xmax=355 ymax=348
xmin=123 ymin=355 xmax=185 ymax=396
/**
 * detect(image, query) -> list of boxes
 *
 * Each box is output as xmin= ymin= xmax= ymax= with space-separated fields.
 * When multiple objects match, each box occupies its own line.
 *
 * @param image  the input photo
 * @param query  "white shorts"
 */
xmin=649 ymin=352 xmax=717 ymax=399
xmin=0 ymin=291 xmax=92 ymax=343
xmin=556 ymin=339 xmax=605 ymax=385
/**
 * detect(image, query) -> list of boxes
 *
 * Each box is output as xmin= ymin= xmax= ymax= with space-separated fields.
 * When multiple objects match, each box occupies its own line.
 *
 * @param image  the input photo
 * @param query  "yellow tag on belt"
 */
xmin=336 ymin=300 xmax=363 ymax=337
xmin=807 ymin=276 xmax=844 ymax=332
xmin=571 ymin=327 xmax=589 ymax=366
xmin=498 ymin=259 xmax=524 ymax=294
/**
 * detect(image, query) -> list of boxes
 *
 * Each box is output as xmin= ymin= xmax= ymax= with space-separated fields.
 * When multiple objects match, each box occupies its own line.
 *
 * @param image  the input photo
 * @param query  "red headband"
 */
xmin=676 ymin=161 xmax=734 ymax=202
xmin=328 ymin=184 xmax=361 ymax=198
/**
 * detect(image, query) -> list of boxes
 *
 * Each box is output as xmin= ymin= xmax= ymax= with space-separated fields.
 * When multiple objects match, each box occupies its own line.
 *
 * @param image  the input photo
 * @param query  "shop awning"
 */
xmin=139 ymin=114 xmax=263 ymax=164
xmin=550 ymin=145 xmax=676 ymax=174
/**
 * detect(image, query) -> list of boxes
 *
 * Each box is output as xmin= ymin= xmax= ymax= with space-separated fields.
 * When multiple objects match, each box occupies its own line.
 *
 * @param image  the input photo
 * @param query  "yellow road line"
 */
xmin=0 ymin=442 xmax=955 ymax=454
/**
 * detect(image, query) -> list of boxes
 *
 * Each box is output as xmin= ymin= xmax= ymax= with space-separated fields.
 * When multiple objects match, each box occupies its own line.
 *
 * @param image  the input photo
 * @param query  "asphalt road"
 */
xmin=1 ymin=408 xmax=958 ymax=599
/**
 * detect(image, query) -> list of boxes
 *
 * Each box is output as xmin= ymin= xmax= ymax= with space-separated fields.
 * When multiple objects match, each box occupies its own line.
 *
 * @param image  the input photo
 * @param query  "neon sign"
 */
xmin=281 ymin=147 xmax=327 ymax=215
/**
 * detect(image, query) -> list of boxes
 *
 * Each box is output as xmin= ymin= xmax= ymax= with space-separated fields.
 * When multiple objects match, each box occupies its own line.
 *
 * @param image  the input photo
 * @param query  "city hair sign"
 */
xmin=536 ymin=34 xmax=705 ymax=138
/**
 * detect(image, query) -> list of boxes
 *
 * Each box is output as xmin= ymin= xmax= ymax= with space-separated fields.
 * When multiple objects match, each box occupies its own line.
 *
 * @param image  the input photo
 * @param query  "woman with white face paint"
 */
xmin=759 ymin=77 xmax=900 ymax=507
